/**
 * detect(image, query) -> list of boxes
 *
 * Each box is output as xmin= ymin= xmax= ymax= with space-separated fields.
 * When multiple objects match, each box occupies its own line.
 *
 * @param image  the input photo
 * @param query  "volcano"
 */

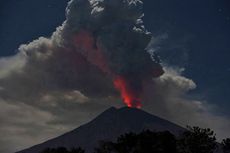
xmin=16 ymin=107 xmax=186 ymax=153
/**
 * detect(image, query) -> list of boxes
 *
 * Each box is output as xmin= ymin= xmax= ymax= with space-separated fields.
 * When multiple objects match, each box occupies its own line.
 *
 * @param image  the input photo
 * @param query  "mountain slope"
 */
xmin=16 ymin=107 xmax=186 ymax=153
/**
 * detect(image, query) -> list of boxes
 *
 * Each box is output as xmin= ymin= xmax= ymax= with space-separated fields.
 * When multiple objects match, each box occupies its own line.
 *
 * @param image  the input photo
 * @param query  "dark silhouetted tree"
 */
xmin=94 ymin=141 xmax=115 ymax=153
xmin=222 ymin=138 xmax=230 ymax=153
xmin=41 ymin=127 xmax=219 ymax=153
xmin=40 ymin=147 xmax=84 ymax=153
xmin=70 ymin=147 xmax=85 ymax=153
xmin=41 ymin=147 xmax=68 ymax=153
xmin=95 ymin=130 xmax=177 ymax=153
xmin=178 ymin=126 xmax=217 ymax=153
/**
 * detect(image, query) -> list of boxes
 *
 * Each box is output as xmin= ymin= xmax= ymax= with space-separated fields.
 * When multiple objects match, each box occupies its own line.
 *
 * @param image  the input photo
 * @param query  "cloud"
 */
xmin=0 ymin=95 xmax=118 ymax=153
xmin=0 ymin=99 xmax=58 ymax=153
xmin=142 ymin=67 xmax=230 ymax=141
xmin=0 ymin=0 xmax=162 ymax=122
xmin=0 ymin=52 xmax=26 ymax=79
xmin=1 ymin=0 xmax=160 ymax=104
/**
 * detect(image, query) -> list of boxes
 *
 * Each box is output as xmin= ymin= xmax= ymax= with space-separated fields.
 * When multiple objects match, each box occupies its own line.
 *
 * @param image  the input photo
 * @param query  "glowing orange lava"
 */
xmin=113 ymin=76 xmax=142 ymax=108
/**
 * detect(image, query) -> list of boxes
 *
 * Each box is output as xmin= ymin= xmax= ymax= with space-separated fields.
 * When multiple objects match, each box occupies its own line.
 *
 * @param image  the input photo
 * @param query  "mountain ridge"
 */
xmin=16 ymin=107 xmax=186 ymax=153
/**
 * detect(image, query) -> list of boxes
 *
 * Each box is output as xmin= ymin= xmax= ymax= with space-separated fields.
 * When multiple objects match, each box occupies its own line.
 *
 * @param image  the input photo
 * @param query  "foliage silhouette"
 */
xmin=177 ymin=126 xmax=217 ymax=153
xmin=95 ymin=130 xmax=177 ymax=153
xmin=40 ymin=147 xmax=84 ymax=153
xmin=40 ymin=126 xmax=220 ymax=153
xmin=222 ymin=138 xmax=230 ymax=153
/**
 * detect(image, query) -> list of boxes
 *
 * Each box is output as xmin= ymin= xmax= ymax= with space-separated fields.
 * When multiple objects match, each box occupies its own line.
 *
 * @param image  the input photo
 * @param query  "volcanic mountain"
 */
xmin=16 ymin=107 xmax=186 ymax=153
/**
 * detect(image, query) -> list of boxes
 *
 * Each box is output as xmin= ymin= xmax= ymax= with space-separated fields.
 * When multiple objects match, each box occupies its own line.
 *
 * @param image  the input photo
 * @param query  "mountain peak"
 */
xmin=99 ymin=106 xmax=152 ymax=117
xmin=17 ymin=107 xmax=185 ymax=153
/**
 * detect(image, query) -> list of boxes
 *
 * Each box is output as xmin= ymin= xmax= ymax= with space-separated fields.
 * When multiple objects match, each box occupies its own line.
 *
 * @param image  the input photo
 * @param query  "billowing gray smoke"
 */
xmin=65 ymin=0 xmax=163 ymax=76
xmin=0 ymin=0 xmax=163 ymax=108
xmin=63 ymin=0 xmax=164 ymax=107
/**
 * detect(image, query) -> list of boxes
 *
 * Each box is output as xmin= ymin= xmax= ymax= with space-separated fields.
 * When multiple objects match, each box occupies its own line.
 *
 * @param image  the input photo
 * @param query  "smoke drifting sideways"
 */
xmin=1 ymin=0 xmax=163 ymax=108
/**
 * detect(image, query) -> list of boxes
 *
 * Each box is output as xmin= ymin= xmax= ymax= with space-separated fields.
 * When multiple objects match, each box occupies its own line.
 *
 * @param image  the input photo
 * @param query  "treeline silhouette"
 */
xmin=41 ymin=147 xmax=84 ymax=153
xmin=40 ymin=126 xmax=230 ymax=153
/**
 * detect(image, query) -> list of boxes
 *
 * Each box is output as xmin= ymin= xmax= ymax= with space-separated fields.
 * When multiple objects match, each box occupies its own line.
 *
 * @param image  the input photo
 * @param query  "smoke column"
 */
xmin=63 ymin=0 xmax=164 ymax=108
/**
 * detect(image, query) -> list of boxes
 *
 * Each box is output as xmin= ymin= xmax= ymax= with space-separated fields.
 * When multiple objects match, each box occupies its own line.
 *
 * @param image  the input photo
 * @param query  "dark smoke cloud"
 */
xmin=63 ymin=0 xmax=164 ymax=103
xmin=0 ymin=0 xmax=163 ymax=105
xmin=0 ymin=1 xmax=163 ymax=151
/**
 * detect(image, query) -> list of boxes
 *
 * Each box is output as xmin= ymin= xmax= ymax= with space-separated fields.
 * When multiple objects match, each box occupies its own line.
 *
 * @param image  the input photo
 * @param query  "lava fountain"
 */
xmin=113 ymin=76 xmax=142 ymax=108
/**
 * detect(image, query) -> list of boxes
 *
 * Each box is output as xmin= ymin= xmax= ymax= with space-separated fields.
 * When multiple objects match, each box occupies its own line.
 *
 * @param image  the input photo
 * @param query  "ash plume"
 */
xmin=65 ymin=0 xmax=164 ymax=107
xmin=0 ymin=0 xmax=163 ymax=108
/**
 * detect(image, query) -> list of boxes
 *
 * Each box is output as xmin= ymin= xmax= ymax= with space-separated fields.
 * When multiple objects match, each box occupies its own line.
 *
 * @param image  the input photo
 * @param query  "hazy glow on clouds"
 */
xmin=0 ymin=0 xmax=229 ymax=152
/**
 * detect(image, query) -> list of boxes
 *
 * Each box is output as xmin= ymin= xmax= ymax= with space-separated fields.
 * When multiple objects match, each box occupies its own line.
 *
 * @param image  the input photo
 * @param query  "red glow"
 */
xmin=73 ymin=30 xmax=110 ymax=74
xmin=113 ymin=76 xmax=142 ymax=108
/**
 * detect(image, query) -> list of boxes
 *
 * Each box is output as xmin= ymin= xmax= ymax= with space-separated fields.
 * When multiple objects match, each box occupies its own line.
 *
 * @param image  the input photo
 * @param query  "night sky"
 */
xmin=144 ymin=0 xmax=230 ymax=115
xmin=0 ymin=0 xmax=230 ymax=152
